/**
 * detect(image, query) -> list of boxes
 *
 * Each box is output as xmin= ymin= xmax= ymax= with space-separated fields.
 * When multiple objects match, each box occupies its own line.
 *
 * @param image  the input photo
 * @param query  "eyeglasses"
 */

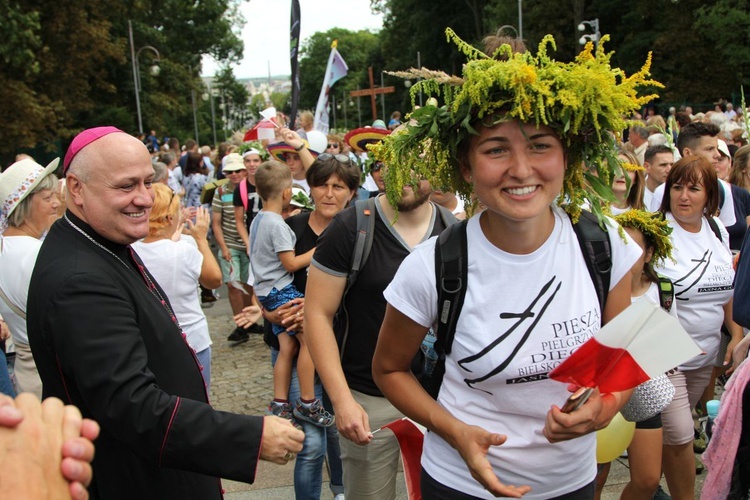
xmin=318 ymin=153 xmax=352 ymax=165
xmin=327 ymin=143 xmax=340 ymax=149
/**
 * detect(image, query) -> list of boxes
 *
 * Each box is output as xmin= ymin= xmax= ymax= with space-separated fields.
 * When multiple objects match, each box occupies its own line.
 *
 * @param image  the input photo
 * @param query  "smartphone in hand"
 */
xmin=560 ymin=387 xmax=593 ymax=413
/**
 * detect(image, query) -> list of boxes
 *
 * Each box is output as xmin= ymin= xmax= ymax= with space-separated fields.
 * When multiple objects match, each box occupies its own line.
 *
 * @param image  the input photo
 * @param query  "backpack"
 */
xmin=656 ymin=274 xmax=675 ymax=313
xmin=422 ymin=210 xmax=612 ymax=399
xmin=335 ymin=197 xmax=457 ymax=359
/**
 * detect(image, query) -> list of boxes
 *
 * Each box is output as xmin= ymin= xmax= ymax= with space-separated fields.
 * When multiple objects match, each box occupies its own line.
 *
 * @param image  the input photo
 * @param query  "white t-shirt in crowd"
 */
xmin=132 ymin=239 xmax=212 ymax=353
xmin=291 ymin=177 xmax=310 ymax=195
xmin=648 ymin=179 xmax=735 ymax=228
xmin=384 ymin=205 xmax=641 ymax=499
xmin=643 ymin=185 xmax=655 ymax=210
xmin=0 ymin=236 xmax=42 ymax=345
xmin=653 ymin=213 xmax=733 ymax=370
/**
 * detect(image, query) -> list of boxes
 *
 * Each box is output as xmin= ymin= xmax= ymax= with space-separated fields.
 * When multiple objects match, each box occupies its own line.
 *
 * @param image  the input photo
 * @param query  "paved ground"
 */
xmin=204 ymin=292 xmax=706 ymax=499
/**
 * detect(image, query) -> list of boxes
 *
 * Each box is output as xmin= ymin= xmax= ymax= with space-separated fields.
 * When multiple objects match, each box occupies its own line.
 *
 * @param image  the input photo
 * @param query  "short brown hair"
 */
xmin=254 ymin=160 xmax=291 ymax=201
xmin=659 ymin=155 xmax=719 ymax=217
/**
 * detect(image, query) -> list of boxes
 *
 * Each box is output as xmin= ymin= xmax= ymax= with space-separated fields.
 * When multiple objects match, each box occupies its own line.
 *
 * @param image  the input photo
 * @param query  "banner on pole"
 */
xmin=313 ymin=40 xmax=349 ymax=134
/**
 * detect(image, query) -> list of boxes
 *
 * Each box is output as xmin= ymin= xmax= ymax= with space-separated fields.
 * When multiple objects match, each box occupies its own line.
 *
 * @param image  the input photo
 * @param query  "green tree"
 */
xmin=694 ymin=0 xmax=750 ymax=100
xmin=0 ymin=0 xmax=245 ymax=157
xmin=297 ymin=28 xmax=383 ymax=126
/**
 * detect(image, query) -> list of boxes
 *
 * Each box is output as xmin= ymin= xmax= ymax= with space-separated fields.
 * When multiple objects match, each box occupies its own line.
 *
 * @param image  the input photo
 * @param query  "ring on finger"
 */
xmin=284 ymin=451 xmax=295 ymax=461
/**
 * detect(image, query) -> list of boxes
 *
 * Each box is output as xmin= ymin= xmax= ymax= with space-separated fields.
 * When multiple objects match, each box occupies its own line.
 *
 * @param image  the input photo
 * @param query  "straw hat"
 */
xmin=0 ymin=158 xmax=60 ymax=232
xmin=266 ymin=141 xmax=319 ymax=163
xmin=344 ymin=127 xmax=391 ymax=153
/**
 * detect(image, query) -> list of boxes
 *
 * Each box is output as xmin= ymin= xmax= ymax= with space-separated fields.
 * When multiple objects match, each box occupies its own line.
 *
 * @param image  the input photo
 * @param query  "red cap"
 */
xmin=63 ymin=126 xmax=123 ymax=174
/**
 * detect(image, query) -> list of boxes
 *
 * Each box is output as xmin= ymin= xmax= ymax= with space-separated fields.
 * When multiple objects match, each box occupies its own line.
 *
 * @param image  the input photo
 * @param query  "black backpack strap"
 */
xmin=421 ymin=219 xmax=468 ymax=399
xmin=434 ymin=220 xmax=469 ymax=356
xmin=338 ymin=198 xmax=377 ymax=360
xmin=705 ymin=216 xmax=723 ymax=242
xmin=656 ymin=273 xmax=675 ymax=312
xmin=570 ymin=211 xmax=611 ymax=314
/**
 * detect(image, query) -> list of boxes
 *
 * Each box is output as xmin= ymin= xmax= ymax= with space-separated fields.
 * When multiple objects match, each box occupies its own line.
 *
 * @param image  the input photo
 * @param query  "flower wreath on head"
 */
xmin=614 ymin=210 xmax=674 ymax=266
xmin=369 ymin=28 xmax=662 ymax=223
xmin=238 ymin=141 xmax=271 ymax=161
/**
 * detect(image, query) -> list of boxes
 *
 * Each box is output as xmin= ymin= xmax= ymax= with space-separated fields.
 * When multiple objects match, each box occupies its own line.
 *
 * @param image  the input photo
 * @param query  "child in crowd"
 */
xmin=250 ymin=161 xmax=334 ymax=429
xmin=596 ymin=210 xmax=676 ymax=499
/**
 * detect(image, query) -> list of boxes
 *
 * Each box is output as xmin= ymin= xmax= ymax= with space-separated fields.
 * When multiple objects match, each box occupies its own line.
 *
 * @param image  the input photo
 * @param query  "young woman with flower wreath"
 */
xmin=596 ymin=210 xmax=676 ymax=500
xmin=370 ymin=29 xmax=660 ymax=498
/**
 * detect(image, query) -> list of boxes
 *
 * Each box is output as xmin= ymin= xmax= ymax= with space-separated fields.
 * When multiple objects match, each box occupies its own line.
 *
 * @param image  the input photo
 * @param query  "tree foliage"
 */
xmin=0 ymin=0 xmax=244 ymax=158
xmin=297 ymin=28 xmax=383 ymax=127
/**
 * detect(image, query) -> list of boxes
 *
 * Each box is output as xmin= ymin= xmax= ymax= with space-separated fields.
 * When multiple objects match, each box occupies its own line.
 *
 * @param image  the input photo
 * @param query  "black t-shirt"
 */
xmin=232 ymin=180 xmax=262 ymax=232
xmin=726 ymin=184 xmax=750 ymax=251
xmin=311 ymin=200 xmax=453 ymax=396
xmin=264 ymin=211 xmax=317 ymax=350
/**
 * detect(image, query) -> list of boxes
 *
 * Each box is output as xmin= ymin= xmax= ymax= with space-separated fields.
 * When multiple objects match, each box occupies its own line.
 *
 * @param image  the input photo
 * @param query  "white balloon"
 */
xmin=306 ymin=130 xmax=327 ymax=155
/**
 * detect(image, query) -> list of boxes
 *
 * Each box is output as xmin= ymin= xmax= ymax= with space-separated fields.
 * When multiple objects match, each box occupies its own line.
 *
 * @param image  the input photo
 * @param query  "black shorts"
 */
xmin=421 ymin=468 xmax=595 ymax=499
xmin=635 ymin=412 xmax=662 ymax=430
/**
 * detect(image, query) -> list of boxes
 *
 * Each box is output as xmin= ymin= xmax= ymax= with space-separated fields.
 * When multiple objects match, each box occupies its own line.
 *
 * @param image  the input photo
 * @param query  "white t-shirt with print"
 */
xmin=653 ymin=213 xmax=733 ymax=370
xmin=384 ymin=205 xmax=641 ymax=499
xmin=132 ymin=239 xmax=212 ymax=353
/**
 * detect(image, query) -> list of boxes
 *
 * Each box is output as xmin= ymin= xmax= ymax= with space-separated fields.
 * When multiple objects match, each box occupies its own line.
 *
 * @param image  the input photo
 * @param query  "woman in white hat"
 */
xmin=0 ymin=157 xmax=61 ymax=398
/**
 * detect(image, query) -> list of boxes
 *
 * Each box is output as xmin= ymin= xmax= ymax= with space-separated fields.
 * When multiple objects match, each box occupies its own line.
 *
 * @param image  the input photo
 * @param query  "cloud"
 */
xmin=203 ymin=0 xmax=383 ymax=79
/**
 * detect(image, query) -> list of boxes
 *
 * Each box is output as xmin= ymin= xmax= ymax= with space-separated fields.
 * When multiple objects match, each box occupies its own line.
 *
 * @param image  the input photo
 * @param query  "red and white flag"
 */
xmin=550 ymin=299 xmax=701 ymax=393
xmin=381 ymin=417 xmax=425 ymax=500
xmin=243 ymin=107 xmax=278 ymax=142
xmin=313 ymin=40 xmax=348 ymax=134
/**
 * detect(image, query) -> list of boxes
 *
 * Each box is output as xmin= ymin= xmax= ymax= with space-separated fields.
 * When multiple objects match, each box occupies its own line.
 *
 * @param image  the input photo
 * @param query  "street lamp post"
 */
xmin=202 ymin=85 xmax=218 ymax=146
xmin=578 ymin=19 xmax=600 ymax=46
xmin=191 ymin=89 xmax=199 ymax=144
xmin=128 ymin=20 xmax=160 ymax=135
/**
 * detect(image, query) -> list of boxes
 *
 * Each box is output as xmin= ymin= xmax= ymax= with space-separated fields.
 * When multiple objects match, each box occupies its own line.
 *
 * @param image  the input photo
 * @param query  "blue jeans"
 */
xmin=270 ymin=348 xmax=343 ymax=499
xmin=0 ymin=351 xmax=15 ymax=397
xmin=195 ymin=346 xmax=211 ymax=394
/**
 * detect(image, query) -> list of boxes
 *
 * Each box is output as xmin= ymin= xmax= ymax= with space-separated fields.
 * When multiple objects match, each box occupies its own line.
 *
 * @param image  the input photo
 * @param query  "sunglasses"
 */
xmin=328 ymin=143 xmax=340 ymax=148
xmin=371 ymin=162 xmax=383 ymax=172
xmin=318 ymin=153 xmax=352 ymax=165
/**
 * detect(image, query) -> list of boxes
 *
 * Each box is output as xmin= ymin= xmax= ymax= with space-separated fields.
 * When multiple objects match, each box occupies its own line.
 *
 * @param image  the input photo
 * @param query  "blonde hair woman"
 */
xmin=132 ymin=184 xmax=221 ymax=390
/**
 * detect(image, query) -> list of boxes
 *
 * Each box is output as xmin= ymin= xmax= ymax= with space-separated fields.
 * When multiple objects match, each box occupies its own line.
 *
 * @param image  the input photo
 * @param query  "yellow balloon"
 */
xmin=596 ymin=412 xmax=636 ymax=463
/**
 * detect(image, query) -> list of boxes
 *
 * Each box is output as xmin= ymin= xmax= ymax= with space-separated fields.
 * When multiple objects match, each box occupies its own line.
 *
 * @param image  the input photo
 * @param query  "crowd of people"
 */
xmin=2 ymin=28 xmax=750 ymax=500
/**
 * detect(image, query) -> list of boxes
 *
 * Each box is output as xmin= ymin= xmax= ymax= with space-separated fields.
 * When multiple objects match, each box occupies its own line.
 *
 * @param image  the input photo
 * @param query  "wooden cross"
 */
xmin=349 ymin=67 xmax=395 ymax=121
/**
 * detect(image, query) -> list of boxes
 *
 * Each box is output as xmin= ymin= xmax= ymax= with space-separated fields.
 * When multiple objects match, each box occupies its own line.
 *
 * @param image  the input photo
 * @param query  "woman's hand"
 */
xmin=279 ymin=128 xmax=304 ymax=150
xmin=543 ymin=386 xmax=618 ymax=443
xmin=451 ymin=423 xmax=531 ymax=498
xmin=262 ymin=298 xmax=304 ymax=333
xmin=185 ymin=207 xmax=210 ymax=241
